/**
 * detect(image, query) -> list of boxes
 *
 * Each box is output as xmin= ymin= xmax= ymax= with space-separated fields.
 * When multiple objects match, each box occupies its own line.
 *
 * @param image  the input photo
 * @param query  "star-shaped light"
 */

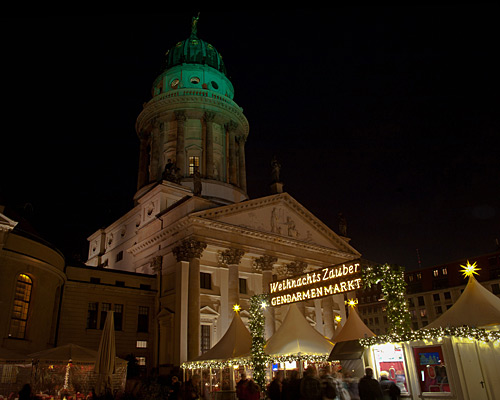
xmin=461 ymin=261 xmax=480 ymax=278
xmin=261 ymin=301 xmax=268 ymax=309
xmin=233 ymin=304 xmax=241 ymax=312
xmin=335 ymin=315 xmax=342 ymax=322
xmin=345 ymin=298 xmax=358 ymax=308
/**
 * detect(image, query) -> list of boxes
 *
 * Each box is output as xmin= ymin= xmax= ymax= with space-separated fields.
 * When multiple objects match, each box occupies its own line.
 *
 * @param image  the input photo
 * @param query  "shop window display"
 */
xmin=372 ymin=344 xmax=409 ymax=395
xmin=412 ymin=346 xmax=450 ymax=393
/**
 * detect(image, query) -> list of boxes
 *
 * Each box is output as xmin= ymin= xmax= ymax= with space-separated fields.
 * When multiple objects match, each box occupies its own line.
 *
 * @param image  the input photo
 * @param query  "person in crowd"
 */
xmin=299 ymin=366 xmax=322 ymax=400
xmin=181 ymin=374 xmax=201 ymax=400
xmin=358 ymin=368 xmax=383 ymax=400
xmin=318 ymin=366 xmax=337 ymax=400
xmin=267 ymin=370 xmax=284 ymax=400
xmin=379 ymin=372 xmax=400 ymax=400
xmin=246 ymin=380 xmax=261 ymax=400
xmin=282 ymin=370 xmax=301 ymax=400
xmin=236 ymin=372 xmax=250 ymax=400
xmin=169 ymin=375 xmax=181 ymax=400
xmin=18 ymin=384 xmax=32 ymax=400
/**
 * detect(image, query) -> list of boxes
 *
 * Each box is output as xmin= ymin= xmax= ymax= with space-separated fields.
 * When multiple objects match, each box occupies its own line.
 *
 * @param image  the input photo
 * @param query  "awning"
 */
xmin=328 ymin=339 xmax=364 ymax=361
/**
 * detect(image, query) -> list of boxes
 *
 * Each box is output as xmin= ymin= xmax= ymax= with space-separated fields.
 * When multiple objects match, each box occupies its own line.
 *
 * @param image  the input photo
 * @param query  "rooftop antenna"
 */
xmin=416 ymin=248 xmax=422 ymax=268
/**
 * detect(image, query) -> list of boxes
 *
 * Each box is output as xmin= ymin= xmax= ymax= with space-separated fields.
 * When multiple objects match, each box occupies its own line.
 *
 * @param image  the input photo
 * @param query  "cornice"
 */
xmin=127 ymin=214 xmax=358 ymax=261
xmin=136 ymin=90 xmax=249 ymax=135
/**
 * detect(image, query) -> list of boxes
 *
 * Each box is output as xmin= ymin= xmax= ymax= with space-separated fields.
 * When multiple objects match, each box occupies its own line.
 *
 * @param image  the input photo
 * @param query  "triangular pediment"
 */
xmin=190 ymin=193 xmax=360 ymax=257
xmin=0 ymin=212 xmax=18 ymax=230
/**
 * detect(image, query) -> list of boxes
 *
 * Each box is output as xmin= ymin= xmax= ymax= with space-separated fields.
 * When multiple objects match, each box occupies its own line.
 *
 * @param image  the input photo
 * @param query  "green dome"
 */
xmin=165 ymin=18 xmax=227 ymax=76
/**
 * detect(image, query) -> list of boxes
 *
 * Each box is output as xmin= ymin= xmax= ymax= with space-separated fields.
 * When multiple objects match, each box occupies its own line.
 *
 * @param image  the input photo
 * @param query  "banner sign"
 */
xmin=269 ymin=260 xmax=362 ymax=306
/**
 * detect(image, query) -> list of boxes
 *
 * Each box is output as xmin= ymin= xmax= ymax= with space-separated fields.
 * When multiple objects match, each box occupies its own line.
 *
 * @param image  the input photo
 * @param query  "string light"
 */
xmin=249 ymin=294 xmax=269 ymax=391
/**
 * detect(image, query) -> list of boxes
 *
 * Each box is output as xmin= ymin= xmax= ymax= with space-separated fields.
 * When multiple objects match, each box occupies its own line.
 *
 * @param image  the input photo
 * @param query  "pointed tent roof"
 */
xmin=331 ymin=306 xmax=375 ymax=343
xmin=424 ymin=274 xmax=500 ymax=329
xmin=190 ymin=310 xmax=252 ymax=363
xmin=28 ymin=343 xmax=126 ymax=366
xmin=328 ymin=306 xmax=375 ymax=361
xmin=265 ymin=303 xmax=333 ymax=357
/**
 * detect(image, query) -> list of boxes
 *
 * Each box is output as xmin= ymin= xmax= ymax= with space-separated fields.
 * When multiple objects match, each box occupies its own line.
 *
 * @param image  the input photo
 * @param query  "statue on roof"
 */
xmin=191 ymin=12 xmax=200 ymax=37
xmin=271 ymin=156 xmax=281 ymax=183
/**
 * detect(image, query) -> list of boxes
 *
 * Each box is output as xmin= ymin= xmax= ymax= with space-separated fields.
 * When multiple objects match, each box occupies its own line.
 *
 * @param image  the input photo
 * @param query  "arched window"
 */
xmin=9 ymin=274 xmax=33 ymax=339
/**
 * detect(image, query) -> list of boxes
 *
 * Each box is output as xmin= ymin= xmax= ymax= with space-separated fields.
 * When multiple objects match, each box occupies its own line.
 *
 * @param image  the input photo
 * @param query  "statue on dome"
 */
xmin=338 ymin=212 xmax=347 ymax=236
xmin=191 ymin=12 xmax=200 ymax=36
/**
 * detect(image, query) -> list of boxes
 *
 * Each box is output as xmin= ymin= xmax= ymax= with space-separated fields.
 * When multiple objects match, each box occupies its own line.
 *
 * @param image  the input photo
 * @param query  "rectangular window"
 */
xmin=189 ymin=156 xmax=200 ymax=175
xmin=137 ymin=306 xmax=149 ymax=333
xmin=140 ymin=284 xmax=151 ymax=290
xmin=116 ymin=251 xmax=123 ymax=262
xmin=413 ymin=346 xmax=450 ymax=393
xmin=408 ymin=275 xmax=414 ymax=282
xmin=136 ymin=340 xmax=148 ymax=348
xmin=420 ymin=309 xmax=427 ymax=318
xmin=418 ymin=296 xmax=425 ymax=306
xmin=114 ymin=304 xmax=123 ymax=331
xmin=137 ymin=357 xmax=146 ymax=366
xmin=416 ymin=273 xmax=422 ymax=280
xmin=90 ymin=277 xmax=100 ymax=284
xmin=444 ymin=291 xmax=451 ymax=300
xmin=492 ymin=283 xmax=500 ymax=295
xmin=115 ymin=280 xmax=125 ymax=287
xmin=408 ymin=298 xmax=414 ymax=307
xmin=100 ymin=303 xmax=111 ymax=329
xmin=433 ymin=269 xmax=439 ymax=277
xmin=239 ymin=278 xmax=247 ymax=294
xmin=87 ymin=302 xmax=98 ymax=329
xmin=200 ymin=272 xmax=212 ymax=290
xmin=433 ymin=293 xmax=440 ymax=302
xmin=435 ymin=306 xmax=442 ymax=314
xmin=442 ymin=268 xmax=448 ymax=275
xmin=201 ymin=325 xmax=211 ymax=354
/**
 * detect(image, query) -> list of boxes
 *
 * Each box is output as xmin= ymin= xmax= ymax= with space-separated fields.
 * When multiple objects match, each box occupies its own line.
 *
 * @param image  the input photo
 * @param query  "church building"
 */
xmin=0 ymin=18 xmax=362 ymax=373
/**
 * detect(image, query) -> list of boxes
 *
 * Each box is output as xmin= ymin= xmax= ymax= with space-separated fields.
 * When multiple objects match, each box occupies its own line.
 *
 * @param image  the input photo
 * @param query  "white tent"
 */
xmin=424 ymin=273 xmax=500 ymax=329
xmin=265 ymin=303 xmax=333 ymax=359
xmin=184 ymin=310 xmax=252 ymax=367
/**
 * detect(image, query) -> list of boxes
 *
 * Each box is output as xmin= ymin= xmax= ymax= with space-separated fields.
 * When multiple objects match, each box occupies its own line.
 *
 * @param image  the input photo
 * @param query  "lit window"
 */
xmin=136 ymin=340 xmax=148 ymax=348
xmin=189 ymin=156 xmax=200 ymax=175
xmin=201 ymin=325 xmax=211 ymax=354
xmin=433 ymin=269 xmax=439 ymax=277
xmin=416 ymin=273 xmax=422 ymax=280
xmin=413 ymin=346 xmax=450 ymax=393
xmin=137 ymin=357 xmax=146 ymax=366
xmin=9 ymin=274 xmax=33 ymax=339
xmin=420 ymin=309 xmax=427 ymax=317
xmin=408 ymin=275 xmax=414 ymax=282
xmin=442 ymin=268 xmax=447 ymax=275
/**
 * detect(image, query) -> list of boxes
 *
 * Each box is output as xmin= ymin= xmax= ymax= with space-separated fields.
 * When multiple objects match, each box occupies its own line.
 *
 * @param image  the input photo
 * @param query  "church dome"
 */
xmin=165 ymin=19 xmax=227 ymax=76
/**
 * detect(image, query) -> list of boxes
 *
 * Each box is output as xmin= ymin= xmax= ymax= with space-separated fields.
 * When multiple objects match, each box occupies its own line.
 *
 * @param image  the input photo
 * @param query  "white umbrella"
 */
xmin=94 ymin=311 xmax=116 ymax=396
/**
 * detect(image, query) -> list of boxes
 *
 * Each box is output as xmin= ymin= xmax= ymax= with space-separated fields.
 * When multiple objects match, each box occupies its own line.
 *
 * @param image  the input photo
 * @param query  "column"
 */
xmin=322 ymin=296 xmax=335 ymax=339
xmin=150 ymin=120 xmax=161 ymax=181
xmin=237 ymin=134 xmax=247 ymax=192
xmin=204 ymin=112 xmax=216 ymax=179
xmin=286 ymin=261 xmax=307 ymax=315
xmin=225 ymin=121 xmax=238 ymax=185
xmin=173 ymin=238 xmax=207 ymax=362
xmin=175 ymin=111 xmax=187 ymax=176
xmin=137 ymin=132 xmax=149 ymax=190
xmin=255 ymin=255 xmax=277 ymax=339
xmin=220 ymin=248 xmax=245 ymax=320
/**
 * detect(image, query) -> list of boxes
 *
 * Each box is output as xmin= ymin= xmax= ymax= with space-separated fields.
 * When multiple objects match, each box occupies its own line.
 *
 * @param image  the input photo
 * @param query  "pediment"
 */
xmin=190 ymin=193 xmax=360 ymax=257
xmin=0 ymin=212 xmax=18 ymax=230
xmin=200 ymin=305 xmax=220 ymax=317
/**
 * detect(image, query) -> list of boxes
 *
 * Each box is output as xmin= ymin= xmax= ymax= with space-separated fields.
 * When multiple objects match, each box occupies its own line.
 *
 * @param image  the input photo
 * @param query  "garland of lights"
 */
xmin=360 ymin=325 xmax=500 ymax=347
xmin=181 ymin=357 xmax=252 ymax=370
xmin=249 ymin=294 xmax=269 ymax=390
xmin=362 ymin=263 xmax=411 ymax=335
xmin=269 ymin=354 xmax=329 ymax=363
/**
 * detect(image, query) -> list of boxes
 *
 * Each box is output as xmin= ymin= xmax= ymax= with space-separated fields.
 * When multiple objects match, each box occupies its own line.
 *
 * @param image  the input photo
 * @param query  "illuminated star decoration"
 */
xmin=335 ymin=315 xmax=342 ymax=322
xmin=233 ymin=304 xmax=241 ymax=312
xmin=461 ymin=261 xmax=480 ymax=279
xmin=345 ymin=298 xmax=358 ymax=308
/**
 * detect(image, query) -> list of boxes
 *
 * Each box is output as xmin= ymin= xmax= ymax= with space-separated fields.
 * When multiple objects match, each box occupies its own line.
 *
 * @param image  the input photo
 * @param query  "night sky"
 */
xmin=1 ymin=8 xmax=499 ymax=271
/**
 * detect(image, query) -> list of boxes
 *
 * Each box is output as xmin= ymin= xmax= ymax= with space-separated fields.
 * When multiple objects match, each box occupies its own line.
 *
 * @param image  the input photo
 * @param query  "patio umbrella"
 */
xmin=94 ymin=311 xmax=116 ymax=396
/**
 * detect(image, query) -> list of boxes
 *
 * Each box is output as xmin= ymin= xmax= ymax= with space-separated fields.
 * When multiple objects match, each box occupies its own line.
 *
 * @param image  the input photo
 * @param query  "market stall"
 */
xmin=361 ymin=263 xmax=500 ymax=400
xmin=182 ymin=310 xmax=253 ymax=398
xmin=28 ymin=343 xmax=127 ymax=398
xmin=328 ymin=303 xmax=375 ymax=380
xmin=264 ymin=303 xmax=334 ymax=378
xmin=0 ymin=348 xmax=31 ymax=398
